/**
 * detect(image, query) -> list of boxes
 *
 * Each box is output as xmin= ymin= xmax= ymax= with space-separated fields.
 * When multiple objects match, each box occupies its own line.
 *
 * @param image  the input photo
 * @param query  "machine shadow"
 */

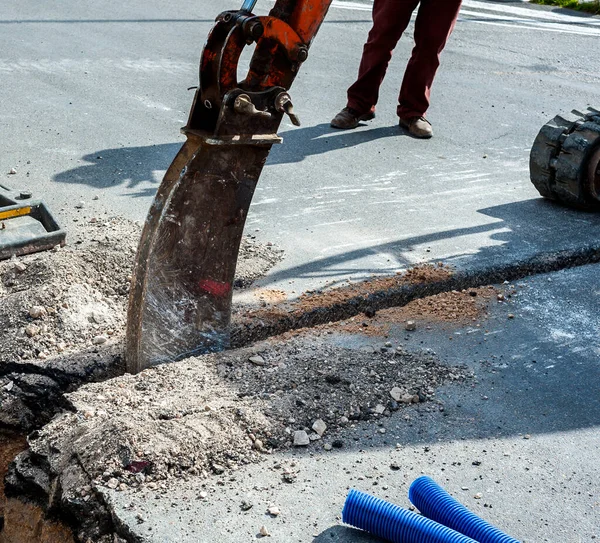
xmin=257 ymin=197 xmax=600 ymax=286
xmin=51 ymin=123 xmax=399 ymax=192
xmin=52 ymin=142 xmax=182 ymax=195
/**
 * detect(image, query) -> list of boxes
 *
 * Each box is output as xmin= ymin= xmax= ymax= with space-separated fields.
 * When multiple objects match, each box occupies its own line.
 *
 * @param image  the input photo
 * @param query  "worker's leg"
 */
xmin=397 ymin=0 xmax=462 ymax=119
xmin=347 ymin=0 xmax=420 ymax=115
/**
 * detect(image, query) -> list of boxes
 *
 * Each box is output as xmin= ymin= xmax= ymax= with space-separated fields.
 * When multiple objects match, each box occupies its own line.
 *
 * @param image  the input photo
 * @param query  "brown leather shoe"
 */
xmin=399 ymin=116 xmax=433 ymax=139
xmin=330 ymin=107 xmax=375 ymax=129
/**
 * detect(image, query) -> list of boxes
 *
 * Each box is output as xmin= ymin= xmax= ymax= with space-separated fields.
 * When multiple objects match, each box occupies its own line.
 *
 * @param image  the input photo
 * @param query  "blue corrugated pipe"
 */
xmin=409 ymin=476 xmax=520 ymax=543
xmin=342 ymin=488 xmax=478 ymax=543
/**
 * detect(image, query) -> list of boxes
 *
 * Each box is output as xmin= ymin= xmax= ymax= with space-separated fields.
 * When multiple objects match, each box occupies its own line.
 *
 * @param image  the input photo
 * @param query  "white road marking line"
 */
xmin=463 ymin=0 xmax=600 ymax=25
xmin=330 ymin=0 xmax=372 ymax=11
xmin=460 ymin=16 xmax=600 ymax=36
xmin=460 ymin=8 xmax=600 ymax=36
xmin=314 ymin=0 xmax=600 ymax=36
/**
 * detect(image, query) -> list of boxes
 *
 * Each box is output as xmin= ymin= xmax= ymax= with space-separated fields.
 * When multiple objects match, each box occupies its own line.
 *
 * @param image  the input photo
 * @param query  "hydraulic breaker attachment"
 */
xmin=126 ymin=0 xmax=332 ymax=372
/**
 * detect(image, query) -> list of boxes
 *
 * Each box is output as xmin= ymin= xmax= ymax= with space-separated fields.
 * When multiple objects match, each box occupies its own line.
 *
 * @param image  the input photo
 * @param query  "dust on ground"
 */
xmin=331 ymin=287 xmax=501 ymax=337
xmin=253 ymin=288 xmax=288 ymax=305
xmin=294 ymin=263 xmax=453 ymax=312
xmin=29 ymin=336 xmax=472 ymax=497
xmin=0 ymin=218 xmax=283 ymax=364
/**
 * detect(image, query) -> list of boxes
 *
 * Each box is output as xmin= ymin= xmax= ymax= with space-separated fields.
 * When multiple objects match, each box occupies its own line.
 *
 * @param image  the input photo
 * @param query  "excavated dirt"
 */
xmin=229 ymin=264 xmax=457 ymax=344
xmin=294 ymin=263 xmax=453 ymax=312
xmin=331 ymin=286 xmax=500 ymax=337
xmin=0 ymin=433 xmax=27 ymax=523
xmin=0 ymin=500 xmax=75 ymax=543
xmin=25 ymin=337 xmax=471 ymax=499
xmin=0 ymin=218 xmax=283 ymax=365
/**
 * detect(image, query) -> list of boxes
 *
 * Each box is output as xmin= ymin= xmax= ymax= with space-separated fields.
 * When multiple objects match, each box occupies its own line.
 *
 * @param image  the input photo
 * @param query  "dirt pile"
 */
xmin=0 ymin=219 xmax=283 ymax=364
xmin=332 ymin=287 xmax=499 ymax=336
xmin=294 ymin=263 xmax=453 ymax=312
xmin=23 ymin=336 xmax=471 ymax=499
xmin=0 ymin=218 xmax=283 ymax=432
xmin=0 ymin=218 xmax=135 ymax=363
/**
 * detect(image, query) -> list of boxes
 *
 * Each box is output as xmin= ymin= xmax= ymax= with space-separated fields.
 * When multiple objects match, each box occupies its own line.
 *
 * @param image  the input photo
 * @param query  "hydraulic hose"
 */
xmin=241 ymin=0 xmax=259 ymax=12
xmin=409 ymin=476 xmax=520 ymax=543
xmin=342 ymin=488 xmax=478 ymax=543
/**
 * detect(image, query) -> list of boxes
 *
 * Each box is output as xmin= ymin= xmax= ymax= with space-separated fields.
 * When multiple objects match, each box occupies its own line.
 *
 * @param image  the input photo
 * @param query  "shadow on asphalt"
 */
xmin=51 ymin=122 xmax=401 ymax=195
xmin=52 ymin=125 xmax=600 ymax=286
xmin=264 ymin=262 xmax=600 ymax=513
xmin=53 ymin=142 xmax=181 ymax=197
xmin=313 ymin=526 xmax=385 ymax=542
xmin=270 ymin=123 xmax=403 ymax=164
xmin=254 ymin=197 xmax=600 ymax=286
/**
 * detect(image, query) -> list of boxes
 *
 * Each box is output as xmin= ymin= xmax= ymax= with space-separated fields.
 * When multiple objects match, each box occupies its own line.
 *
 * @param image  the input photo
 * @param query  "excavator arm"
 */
xmin=126 ymin=0 xmax=332 ymax=372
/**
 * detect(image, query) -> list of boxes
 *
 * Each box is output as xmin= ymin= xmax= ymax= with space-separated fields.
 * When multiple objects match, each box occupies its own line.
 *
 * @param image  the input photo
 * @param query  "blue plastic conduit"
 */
xmin=409 ymin=476 xmax=520 ymax=543
xmin=343 ymin=488 xmax=478 ymax=543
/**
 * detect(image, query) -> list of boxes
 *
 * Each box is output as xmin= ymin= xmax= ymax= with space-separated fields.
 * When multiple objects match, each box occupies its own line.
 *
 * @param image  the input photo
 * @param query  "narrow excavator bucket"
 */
xmin=126 ymin=0 xmax=332 ymax=372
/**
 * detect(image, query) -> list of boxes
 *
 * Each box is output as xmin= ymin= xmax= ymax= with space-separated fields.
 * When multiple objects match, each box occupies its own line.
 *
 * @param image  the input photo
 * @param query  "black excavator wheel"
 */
xmin=530 ymin=107 xmax=600 ymax=211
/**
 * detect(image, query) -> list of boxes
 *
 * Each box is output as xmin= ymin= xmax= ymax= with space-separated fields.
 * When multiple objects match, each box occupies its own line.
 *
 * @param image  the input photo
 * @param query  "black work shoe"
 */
xmin=399 ymin=116 xmax=433 ymax=139
xmin=331 ymin=107 xmax=375 ymax=129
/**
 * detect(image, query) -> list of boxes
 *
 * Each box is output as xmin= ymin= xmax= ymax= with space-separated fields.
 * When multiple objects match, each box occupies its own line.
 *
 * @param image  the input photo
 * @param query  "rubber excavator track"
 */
xmin=530 ymin=107 xmax=600 ymax=210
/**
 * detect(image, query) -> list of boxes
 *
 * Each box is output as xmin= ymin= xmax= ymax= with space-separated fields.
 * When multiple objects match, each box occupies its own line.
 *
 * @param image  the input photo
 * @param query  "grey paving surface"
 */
xmin=2 ymin=0 xmax=600 ymax=299
xmin=2 ymin=2 xmax=600 ymax=541
xmin=106 ymin=264 xmax=600 ymax=542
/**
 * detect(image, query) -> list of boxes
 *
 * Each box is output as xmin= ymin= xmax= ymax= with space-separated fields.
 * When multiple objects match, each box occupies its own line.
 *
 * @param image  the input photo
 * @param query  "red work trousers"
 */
xmin=347 ymin=0 xmax=462 ymax=119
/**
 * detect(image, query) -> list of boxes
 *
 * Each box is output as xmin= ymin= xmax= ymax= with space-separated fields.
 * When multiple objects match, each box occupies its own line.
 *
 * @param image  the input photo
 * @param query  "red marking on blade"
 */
xmin=198 ymin=279 xmax=231 ymax=297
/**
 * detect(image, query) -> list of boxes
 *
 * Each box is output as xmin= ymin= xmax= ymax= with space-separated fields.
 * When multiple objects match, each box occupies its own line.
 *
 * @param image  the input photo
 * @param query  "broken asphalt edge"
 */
xmin=231 ymin=244 xmax=600 ymax=347
xmin=0 ymin=349 xmax=124 ymax=433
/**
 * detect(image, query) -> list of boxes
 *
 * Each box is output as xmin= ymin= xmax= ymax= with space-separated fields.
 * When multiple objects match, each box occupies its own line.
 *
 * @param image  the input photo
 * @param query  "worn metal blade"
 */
xmin=126 ymin=136 xmax=269 ymax=372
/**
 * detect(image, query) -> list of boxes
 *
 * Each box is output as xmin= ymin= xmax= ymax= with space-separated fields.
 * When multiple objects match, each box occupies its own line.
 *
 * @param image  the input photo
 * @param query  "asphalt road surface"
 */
xmin=2 ymin=0 xmax=600 ymax=296
xmin=2 ymin=2 xmax=600 ymax=541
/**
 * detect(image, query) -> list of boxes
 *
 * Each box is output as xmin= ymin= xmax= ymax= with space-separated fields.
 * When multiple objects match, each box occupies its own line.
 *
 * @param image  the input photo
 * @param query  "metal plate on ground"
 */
xmin=0 ymin=184 xmax=66 ymax=260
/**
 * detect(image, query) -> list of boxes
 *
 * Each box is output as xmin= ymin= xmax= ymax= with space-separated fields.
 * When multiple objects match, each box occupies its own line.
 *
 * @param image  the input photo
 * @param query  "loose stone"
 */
xmin=211 ymin=463 xmax=225 ymax=475
xmin=390 ymin=387 xmax=404 ymax=402
xmin=249 ymin=355 xmax=268 ymax=366
xmin=29 ymin=305 xmax=47 ymax=319
xmin=13 ymin=261 xmax=27 ymax=273
xmin=267 ymin=505 xmax=281 ymax=517
xmin=25 ymin=324 xmax=41 ymax=337
xmin=312 ymin=419 xmax=327 ymax=436
xmin=293 ymin=430 xmax=310 ymax=447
